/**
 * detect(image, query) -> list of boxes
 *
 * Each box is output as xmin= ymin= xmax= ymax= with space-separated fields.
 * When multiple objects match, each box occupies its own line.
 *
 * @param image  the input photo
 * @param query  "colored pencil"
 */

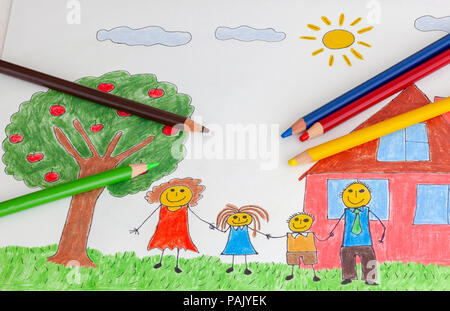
xmin=0 ymin=60 xmax=208 ymax=133
xmin=288 ymin=97 xmax=450 ymax=165
xmin=300 ymin=49 xmax=450 ymax=142
xmin=281 ymin=33 xmax=450 ymax=138
xmin=0 ymin=162 xmax=159 ymax=217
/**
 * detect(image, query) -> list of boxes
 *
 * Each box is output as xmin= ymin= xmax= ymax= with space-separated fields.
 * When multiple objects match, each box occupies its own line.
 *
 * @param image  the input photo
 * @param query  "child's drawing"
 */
xmin=97 ymin=26 xmax=192 ymax=47
xmin=269 ymin=212 xmax=328 ymax=282
xmin=299 ymin=85 xmax=450 ymax=273
xmin=130 ymin=178 xmax=207 ymax=273
xmin=300 ymin=14 xmax=373 ymax=67
xmin=414 ymin=15 xmax=450 ymax=33
xmin=2 ymin=71 xmax=194 ymax=267
xmin=215 ymin=26 xmax=286 ymax=42
xmin=215 ymin=204 xmax=269 ymax=275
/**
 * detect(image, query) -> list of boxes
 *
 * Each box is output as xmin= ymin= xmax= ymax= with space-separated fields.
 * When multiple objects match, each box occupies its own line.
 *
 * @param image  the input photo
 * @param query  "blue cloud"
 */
xmin=96 ymin=26 xmax=192 ymax=47
xmin=215 ymin=26 xmax=286 ymax=42
xmin=415 ymin=15 xmax=450 ymax=33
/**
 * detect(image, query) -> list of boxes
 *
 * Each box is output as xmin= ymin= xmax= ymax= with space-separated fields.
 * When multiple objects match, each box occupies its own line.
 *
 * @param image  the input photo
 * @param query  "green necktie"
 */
xmin=351 ymin=209 xmax=362 ymax=235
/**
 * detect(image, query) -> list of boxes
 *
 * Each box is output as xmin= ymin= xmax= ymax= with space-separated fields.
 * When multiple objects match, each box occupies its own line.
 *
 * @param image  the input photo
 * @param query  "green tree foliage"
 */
xmin=3 ymin=71 xmax=193 ymax=196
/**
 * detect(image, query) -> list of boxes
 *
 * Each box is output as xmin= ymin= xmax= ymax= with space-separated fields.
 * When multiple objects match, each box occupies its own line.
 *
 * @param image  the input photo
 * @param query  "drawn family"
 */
xmin=130 ymin=178 xmax=386 ymax=285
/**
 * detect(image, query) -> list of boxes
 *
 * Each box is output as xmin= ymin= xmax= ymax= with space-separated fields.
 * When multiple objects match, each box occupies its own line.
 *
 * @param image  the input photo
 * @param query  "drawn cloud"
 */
xmin=215 ymin=26 xmax=286 ymax=42
xmin=414 ymin=15 xmax=450 ymax=33
xmin=96 ymin=26 xmax=192 ymax=47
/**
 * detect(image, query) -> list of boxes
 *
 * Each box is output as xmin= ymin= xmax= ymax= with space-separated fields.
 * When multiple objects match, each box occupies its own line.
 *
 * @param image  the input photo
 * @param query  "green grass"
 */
xmin=0 ymin=245 xmax=448 ymax=290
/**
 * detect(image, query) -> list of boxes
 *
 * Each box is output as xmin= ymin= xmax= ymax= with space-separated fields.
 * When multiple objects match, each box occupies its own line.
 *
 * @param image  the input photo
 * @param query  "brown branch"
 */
xmin=104 ymin=131 xmax=123 ymax=158
xmin=113 ymin=136 xmax=155 ymax=163
xmin=73 ymin=119 xmax=100 ymax=158
xmin=54 ymin=127 xmax=84 ymax=165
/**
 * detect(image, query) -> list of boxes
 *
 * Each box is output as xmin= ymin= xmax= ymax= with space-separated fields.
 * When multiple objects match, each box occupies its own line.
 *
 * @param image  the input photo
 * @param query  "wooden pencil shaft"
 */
xmin=308 ymin=98 xmax=450 ymax=161
xmin=302 ymin=34 xmax=450 ymax=128
xmin=0 ymin=60 xmax=186 ymax=127
xmin=321 ymin=50 xmax=450 ymax=132
xmin=0 ymin=163 xmax=156 ymax=218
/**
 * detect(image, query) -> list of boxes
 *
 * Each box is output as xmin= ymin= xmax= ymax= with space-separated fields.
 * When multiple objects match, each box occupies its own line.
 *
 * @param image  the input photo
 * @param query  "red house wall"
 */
xmin=304 ymin=173 xmax=450 ymax=270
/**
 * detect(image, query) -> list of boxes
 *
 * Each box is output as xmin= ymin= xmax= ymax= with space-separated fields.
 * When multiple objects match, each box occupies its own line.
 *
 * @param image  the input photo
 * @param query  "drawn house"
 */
xmin=299 ymin=85 xmax=450 ymax=269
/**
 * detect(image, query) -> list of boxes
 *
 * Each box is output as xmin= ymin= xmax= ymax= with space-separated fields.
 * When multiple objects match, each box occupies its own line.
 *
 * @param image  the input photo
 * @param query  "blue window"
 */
xmin=377 ymin=123 xmax=429 ymax=161
xmin=414 ymin=184 xmax=450 ymax=225
xmin=327 ymin=179 xmax=389 ymax=220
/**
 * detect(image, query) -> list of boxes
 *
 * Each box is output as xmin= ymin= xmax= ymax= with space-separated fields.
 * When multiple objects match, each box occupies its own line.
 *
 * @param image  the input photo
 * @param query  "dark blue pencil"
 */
xmin=281 ymin=33 xmax=450 ymax=138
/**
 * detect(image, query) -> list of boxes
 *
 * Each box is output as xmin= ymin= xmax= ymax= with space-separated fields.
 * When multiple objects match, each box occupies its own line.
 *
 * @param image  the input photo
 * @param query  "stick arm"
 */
xmin=369 ymin=209 xmax=386 ymax=243
xmin=129 ymin=205 xmax=161 ymax=234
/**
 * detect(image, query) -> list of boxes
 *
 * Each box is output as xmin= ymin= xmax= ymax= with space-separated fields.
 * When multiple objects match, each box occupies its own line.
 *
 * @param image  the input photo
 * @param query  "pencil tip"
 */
xmin=288 ymin=158 xmax=299 ymax=166
xmin=299 ymin=132 xmax=309 ymax=142
xmin=147 ymin=162 xmax=160 ymax=170
xmin=202 ymin=126 xmax=210 ymax=133
xmin=281 ymin=128 xmax=292 ymax=138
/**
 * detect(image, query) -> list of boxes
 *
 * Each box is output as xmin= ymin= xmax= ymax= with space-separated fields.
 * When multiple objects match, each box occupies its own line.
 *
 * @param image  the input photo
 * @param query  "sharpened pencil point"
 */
xmin=288 ymin=158 xmax=299 ymax=166
xmin=202 ymin=126 xmax=210 ymax=133
xmin=281 ymin=128 xmax=292 ymax=138
xmin=146 ymin=162 xmax=160 ymax=170
xmin=299 ymin=132 xmax=309 ymax=142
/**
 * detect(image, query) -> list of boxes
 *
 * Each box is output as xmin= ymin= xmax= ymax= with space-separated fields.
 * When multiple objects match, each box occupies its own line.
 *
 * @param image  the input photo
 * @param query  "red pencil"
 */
xmin=300 ymin=49 xmax=450 ymax=142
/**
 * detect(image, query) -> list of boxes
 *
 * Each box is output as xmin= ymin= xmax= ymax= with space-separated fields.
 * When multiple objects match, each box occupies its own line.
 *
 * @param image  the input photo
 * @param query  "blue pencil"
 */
xmin=281 ymin=33 xmax=450 ymax=138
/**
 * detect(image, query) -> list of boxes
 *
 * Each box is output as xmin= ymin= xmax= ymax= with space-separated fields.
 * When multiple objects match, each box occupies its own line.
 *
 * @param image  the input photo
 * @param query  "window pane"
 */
xmin=406 ymin=141 xmax=430 ymax=161
xmin=377 ymin=129 xmax=405 ymax=161
xmin=327 ymin=179 xmax=389 ymax=220
xmin=406 ymin=123 xmax=428 ymax=142
xmin=414 ymin=185 xmax=449 ymax=225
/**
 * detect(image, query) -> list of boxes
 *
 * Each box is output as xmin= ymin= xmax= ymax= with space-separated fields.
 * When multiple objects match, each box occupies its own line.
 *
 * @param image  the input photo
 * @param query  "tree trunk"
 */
xmin=47 ymin=159 xmax=116 ymax=268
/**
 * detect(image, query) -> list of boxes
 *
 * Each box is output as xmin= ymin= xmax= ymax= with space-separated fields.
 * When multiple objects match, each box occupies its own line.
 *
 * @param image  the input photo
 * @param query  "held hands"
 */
xmin=209 ymin=223 xmax=216 ymax=230
xmin=129 ymin=228 xmax=140 ymax=235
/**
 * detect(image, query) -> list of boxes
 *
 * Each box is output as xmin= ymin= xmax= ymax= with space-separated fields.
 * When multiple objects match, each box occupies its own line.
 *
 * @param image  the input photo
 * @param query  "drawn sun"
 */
xmin=300 ymin=14 xmax=374 ymax=67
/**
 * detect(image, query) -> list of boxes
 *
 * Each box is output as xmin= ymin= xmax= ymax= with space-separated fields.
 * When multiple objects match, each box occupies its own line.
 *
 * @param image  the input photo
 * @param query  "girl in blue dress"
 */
xmin=215 ymin=204 xmax=270 ymax=275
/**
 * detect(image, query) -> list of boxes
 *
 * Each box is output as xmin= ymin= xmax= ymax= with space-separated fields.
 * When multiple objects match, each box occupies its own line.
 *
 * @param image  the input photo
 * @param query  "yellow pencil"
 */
xmin=288 ymin=97 xmax=450 ymax=165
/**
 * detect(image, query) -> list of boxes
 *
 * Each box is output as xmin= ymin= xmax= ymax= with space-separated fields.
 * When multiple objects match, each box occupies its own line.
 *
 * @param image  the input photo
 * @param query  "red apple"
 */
xmin=97 ymin=83 xmax=115 ymax=92
xmin=27 ymin=153 xmax=44 ymax=163
xmin=90 ymin=123 xmax=104 ymax=132
xmin=148 ymin=87 xmax=164 ymax=98
xmin=9 ymin=134 xmax=23 ymax=143
xmin=162 ymin=125 xmax=179 ymax=136
xmin=117 ymin=110 xmax=131 ymax=117
xmin=50 ymin=105 xmax=66 ymax=116
xmin=44 ymin=171 xmax=59 ymax=183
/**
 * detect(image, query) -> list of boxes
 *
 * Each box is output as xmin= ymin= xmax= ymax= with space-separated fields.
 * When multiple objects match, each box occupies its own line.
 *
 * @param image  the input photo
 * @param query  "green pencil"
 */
xmin=0 ymin=162 xmax=159 ymax=217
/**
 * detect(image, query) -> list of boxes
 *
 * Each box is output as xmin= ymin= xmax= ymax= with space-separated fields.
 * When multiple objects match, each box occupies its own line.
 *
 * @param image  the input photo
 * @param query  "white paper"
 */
xmin=0 ymin=0 xmax=448 ymax=265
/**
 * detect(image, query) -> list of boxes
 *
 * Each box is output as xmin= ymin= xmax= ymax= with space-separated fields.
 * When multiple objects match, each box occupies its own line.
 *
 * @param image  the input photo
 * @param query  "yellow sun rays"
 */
xmin=300 ymin=13 xmax=373 ymax=67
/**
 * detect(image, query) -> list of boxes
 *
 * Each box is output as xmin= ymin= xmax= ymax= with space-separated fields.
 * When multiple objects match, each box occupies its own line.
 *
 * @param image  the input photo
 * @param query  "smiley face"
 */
xmin=289 ymin=214 xmax=313 ymax=232
xmin=227 ymin=212 xmax=252 ymax=227
xmin=160 ymin=186 xmax=193 ymax=211
xmin=342 ymin=182 xmax=371 ymax=208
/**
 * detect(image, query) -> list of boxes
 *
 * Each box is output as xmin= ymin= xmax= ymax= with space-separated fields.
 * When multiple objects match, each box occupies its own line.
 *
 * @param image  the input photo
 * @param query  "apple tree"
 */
xmin=2 ymin=71 xmax=193 ymax=267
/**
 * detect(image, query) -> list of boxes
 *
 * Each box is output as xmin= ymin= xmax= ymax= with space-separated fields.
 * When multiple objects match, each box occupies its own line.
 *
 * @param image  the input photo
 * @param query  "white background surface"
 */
xmin=0 ymin=0 xmax=448 ymax=264
xmin=0 ymin=0 xmax=12 ymax=56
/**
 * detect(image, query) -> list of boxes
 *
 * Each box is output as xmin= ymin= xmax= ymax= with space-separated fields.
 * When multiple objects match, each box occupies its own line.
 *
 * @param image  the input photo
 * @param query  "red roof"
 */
xmin=299 ymin=85 xmax=450 ymax=180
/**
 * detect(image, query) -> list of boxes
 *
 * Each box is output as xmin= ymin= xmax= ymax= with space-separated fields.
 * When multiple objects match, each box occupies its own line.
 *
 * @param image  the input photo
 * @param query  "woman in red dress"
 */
xmin=130 ymin=178 xmax=206 ymax=273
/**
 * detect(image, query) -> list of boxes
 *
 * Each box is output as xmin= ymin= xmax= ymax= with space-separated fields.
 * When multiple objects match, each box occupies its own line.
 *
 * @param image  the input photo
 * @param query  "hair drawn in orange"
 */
xmin=145 ymin=177 xmax=205 ymax=206
xmin=216 ymin=203 xmax=269 ymax=237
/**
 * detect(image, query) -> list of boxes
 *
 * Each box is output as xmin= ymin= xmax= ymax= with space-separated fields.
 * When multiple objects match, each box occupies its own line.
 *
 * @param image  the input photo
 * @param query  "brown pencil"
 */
xmin=0 ymin=59 xmax=208 ymax=133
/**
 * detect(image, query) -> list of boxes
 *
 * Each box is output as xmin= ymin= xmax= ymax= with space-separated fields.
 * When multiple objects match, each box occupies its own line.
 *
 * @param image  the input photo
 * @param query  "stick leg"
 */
xmin=226 ymin=256 xmax=234 ymax=273
xmin=285 ymin=265 xmax=294 ymax=281
xmin=174 ymin=248 xmax=182 ymax=273
xmin=312 ymin=265 xmax=320 ymax=282
xmin=154 ymin=249 xmax=164 ymax=269
xmin=244 ymin=255 xmax=252 ymax=275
